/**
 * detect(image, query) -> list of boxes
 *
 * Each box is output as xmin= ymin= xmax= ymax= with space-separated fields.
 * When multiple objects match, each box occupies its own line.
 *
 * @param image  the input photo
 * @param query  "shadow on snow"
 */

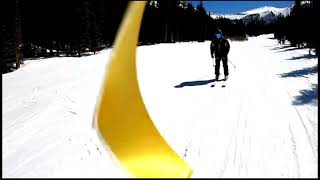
xmin=270 ymin=45 xmax=292 ymax=50
xmin=279 ymin=65 xmax=318 ymax=78
xmin=276 ymin=47 xmax=308 ymax=53
xmin=292 ymin=84 xmax=318 ymax=106
xmin=174 ymin=79 xmax=222 ymax=88
xmin=286 ymin=54 xmax=317 ymax=61
xmin=279 ymin=65 xmax=318 ymax=106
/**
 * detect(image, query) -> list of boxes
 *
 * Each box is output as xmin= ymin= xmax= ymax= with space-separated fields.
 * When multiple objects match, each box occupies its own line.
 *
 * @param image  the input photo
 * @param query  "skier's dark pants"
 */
xmin=215 ymin=57 xmax=229 ymax=77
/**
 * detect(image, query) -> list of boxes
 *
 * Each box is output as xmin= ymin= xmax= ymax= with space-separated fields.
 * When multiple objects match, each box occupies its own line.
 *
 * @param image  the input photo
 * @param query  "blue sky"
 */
xmin=190 ymin=1 xmax=294 ymax=14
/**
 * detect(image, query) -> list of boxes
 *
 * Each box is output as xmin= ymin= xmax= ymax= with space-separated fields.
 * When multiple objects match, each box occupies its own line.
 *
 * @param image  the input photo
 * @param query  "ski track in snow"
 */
xmin=2 ymin=34 xmax=318 ymax=177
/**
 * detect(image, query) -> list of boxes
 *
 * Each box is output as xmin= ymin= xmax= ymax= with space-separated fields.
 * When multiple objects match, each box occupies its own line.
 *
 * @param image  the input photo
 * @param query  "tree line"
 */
xmin=2 ymin=0 xmax=249 ymax=73
xmin=2 ymin=0 xmax=318 ymax=73
xmin=274 ymin=0 xmax=319 ymax=56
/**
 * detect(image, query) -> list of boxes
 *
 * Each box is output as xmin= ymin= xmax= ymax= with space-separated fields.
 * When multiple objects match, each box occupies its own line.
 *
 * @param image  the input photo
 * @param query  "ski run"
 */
xmin=2 ymin=34 xmax=318 ymax=178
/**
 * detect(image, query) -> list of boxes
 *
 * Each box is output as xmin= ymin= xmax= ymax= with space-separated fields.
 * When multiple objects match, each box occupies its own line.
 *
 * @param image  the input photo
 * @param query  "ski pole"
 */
xmin=228 ymin=58 xmax=236 ymax=68
xmin=211 ymin=56 xmax=215 ymax=67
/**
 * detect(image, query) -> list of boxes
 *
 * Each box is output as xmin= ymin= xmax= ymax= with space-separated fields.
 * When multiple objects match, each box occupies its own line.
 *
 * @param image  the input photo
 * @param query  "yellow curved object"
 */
xmin=93 ymin=1 xmax=193 ymax=178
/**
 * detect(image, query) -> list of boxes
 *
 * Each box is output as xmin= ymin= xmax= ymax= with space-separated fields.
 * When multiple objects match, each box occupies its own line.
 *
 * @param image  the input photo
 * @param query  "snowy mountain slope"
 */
xmin=242 ymin=6 xmax=290 ymax=17
xmin=2 ymin=34 xmax=318 ymax=177
xmin=210 ymin=6 xmax=291 ymax=20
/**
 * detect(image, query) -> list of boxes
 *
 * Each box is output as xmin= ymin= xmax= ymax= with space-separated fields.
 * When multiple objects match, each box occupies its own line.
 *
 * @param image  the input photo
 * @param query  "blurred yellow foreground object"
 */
xmin=93 ymin=1 xmax=193 ymax=178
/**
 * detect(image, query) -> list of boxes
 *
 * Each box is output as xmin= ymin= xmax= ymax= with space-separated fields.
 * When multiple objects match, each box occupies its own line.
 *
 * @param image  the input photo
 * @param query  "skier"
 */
xmin=210 ymin=29 xmax=230 ymax=81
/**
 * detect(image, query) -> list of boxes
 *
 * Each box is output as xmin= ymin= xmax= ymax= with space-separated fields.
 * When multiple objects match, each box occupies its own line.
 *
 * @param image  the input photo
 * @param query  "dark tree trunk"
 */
xmin=15 ymin=0 xmax=22 ymax=69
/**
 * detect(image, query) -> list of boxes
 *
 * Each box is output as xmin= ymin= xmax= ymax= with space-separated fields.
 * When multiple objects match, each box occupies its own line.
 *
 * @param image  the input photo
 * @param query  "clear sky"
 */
xmin=190 ymin=1 xmax=294 ymax=14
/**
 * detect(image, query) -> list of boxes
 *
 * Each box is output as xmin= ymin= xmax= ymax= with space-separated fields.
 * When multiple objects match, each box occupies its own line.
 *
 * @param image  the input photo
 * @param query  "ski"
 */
xmin=211 ymin=80 xmax=217 ymax=87
xmin=221 ymin=79 xmax=227 ymax=87
xmin=211 ymin=78 xmax=228 ymax=87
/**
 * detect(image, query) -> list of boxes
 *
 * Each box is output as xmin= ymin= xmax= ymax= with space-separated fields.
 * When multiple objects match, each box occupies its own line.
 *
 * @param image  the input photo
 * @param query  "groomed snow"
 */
xmin=2 ymin=34 xmax=318 ymax=178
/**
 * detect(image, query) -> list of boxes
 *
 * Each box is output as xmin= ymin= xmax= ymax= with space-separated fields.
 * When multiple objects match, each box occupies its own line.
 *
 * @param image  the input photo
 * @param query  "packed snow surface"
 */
xmin=3 ymin=34 xmax=318 ymax=177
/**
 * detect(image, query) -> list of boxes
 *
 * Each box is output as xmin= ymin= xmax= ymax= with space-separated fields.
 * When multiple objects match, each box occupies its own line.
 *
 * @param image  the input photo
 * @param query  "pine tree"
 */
xmin=15 ymin=0 xmax=23 ymax=69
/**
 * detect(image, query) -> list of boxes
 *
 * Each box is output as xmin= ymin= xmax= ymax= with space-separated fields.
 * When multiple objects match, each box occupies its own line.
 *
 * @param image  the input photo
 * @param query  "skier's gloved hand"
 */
xmin=211 ymin=54 xmax=214 ymax=59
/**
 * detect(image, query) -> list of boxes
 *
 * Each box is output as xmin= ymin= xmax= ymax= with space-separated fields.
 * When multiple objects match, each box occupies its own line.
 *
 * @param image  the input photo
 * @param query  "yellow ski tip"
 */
xmin=93 ymin=1 xmax=193 ymax=178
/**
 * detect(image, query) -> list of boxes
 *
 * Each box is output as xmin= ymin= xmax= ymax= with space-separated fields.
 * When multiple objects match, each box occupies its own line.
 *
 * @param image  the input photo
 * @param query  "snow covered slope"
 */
xmin=3 ymin=34 xmax=318 ymax=177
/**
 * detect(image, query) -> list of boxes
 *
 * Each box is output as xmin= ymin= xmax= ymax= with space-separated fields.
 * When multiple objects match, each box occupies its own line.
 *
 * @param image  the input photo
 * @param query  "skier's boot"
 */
xmin=215 ymin=75 xmax=219 ymax=81
xmin=224 ymin=75 xmax=228 ymax=81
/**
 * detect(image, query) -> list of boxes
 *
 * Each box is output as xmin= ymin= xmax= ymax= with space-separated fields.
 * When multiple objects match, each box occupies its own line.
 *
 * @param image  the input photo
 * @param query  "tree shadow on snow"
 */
xmin=279 ymin=66 xmax=318 ymax=106
xmin=286 ymin=54 xmax=317 ymax=61
xmin=174 ymin=79 xmax=221 ymax=88
xmin=270 ymin=45 xmax=292 ymax=51
xmin=276 ymin=47 xmax=308 ymax=53
xmin=292 ymin=84 xmax=318 ymax=106
xmin=279 ymin=65 xmax=318 ymax=78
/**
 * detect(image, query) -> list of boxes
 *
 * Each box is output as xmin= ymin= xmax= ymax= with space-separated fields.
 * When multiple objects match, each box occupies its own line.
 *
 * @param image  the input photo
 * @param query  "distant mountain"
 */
xmin=242 ymin=6 xmax=291 ymax=17
xmin=210 ymin=6 xmax=292 ymax=23
xmin=210 ymin=13 xmax=246 ymax=20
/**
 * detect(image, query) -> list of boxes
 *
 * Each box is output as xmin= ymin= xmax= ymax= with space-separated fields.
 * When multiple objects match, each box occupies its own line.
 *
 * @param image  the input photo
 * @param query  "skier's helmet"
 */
xmin=214 ymin=29 xmax=223 ymax=40
xmin=215 ymin=33 xmax=222 ymax=39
